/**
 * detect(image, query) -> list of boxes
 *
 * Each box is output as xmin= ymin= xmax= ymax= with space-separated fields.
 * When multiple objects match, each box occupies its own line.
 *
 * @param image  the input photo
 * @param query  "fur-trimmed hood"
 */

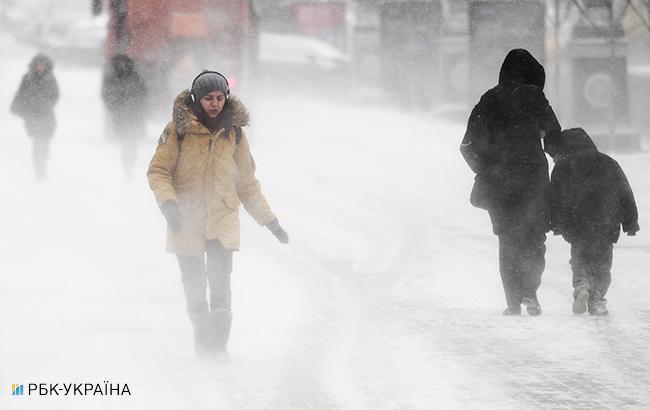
xmin=172 ymin=90 xmax=250 ymax=136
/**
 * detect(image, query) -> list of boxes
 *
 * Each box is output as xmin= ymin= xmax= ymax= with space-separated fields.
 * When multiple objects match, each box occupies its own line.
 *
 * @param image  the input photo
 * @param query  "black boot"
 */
xmin=502 ymin=288 xmax=522 ymax=316
xmin=572 ymin=289 xmax=590 ymax=314
xmin=522 ymin=295 xmax=542 ymax=316
xmin=502 ymin=305 xmax=521 ymax=315
xmin=588 ymin=298 xmax=608 ymax=316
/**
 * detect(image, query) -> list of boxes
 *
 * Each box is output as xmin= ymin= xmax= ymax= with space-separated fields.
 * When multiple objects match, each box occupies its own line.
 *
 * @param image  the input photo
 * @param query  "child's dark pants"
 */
xmin=570 ymin=239 xmax=613 ymax=311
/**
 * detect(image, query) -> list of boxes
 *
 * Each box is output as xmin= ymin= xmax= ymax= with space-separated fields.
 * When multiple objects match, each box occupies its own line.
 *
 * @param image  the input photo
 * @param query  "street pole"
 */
xmin=554 ymin=0 xmax=561 ymax=113
xmin=607 ymin=0 xmax=616 ymax=139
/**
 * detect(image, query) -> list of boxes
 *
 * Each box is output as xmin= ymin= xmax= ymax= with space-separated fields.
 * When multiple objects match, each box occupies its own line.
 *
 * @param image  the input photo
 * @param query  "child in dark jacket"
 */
xmin=550 ymin=128 xmax=639 ymax=315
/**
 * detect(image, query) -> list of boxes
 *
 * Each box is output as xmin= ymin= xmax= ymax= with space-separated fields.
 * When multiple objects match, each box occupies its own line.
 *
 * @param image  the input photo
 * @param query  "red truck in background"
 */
xmin=92 ymin=0 xmax=257 ymax=102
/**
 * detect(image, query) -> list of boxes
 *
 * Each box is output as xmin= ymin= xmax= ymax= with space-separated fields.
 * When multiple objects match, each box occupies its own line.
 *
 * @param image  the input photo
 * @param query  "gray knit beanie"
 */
xmin=191 ymin=71 xmax=230 ymax=102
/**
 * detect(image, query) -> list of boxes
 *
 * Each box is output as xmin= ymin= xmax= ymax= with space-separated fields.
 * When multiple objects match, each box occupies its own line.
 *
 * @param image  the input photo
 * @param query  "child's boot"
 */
xmin=588 ymin=298 xmax=608 ymax=316
xmin=502 ymin=305 xmax=521 ymax=316
xmin=572 ymin=289 xmax=590 ymax=314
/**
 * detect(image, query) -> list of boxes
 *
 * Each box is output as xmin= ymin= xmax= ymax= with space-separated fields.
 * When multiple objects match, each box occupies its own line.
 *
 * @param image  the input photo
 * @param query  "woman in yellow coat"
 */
xmin=147 ymin=71 xmax=288 ymax=358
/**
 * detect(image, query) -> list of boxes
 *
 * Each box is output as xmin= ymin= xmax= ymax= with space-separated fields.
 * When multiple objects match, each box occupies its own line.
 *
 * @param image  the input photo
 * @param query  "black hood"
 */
xmin=498 ymin=48 xmax=545 ymax=89
xmin=555 ymin=128 xmax=598 ymax=157
xmin=110 ymin=54 xmax=135 ymax=78
xmin=29 ymin=53 xmax=54 ymax=73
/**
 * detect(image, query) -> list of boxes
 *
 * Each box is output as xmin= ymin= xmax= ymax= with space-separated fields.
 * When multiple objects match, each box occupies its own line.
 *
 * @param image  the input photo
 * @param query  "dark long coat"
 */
xmin=460 ymin=49 xmax=561 ymax=235
xmin=101 ymin=54 xmax=147 ymax=138
xmin=550 ymin=128 xmax=639 ymax=243
xmin=11 ymin=54 xmax=59 ymax=139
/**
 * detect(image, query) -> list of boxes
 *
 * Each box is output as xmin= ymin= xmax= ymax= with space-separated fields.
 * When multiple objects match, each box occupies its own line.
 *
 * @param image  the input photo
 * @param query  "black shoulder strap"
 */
xmin=176 ymin=130 xmax=185 ymax=156
xmin=234 ymin=126 xmax=242 ymax=144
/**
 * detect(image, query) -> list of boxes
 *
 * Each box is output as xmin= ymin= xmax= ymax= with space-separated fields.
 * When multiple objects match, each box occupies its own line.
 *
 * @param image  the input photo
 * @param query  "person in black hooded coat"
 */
xmin=549 ymin=128 xmax=639 ymax=315
xmin=102 ymin=54 xmax=147 ymax=179
xmin=11 ymin=53 xmax=60 ymax=180
xmin=460 ymin=49 xmax=562 ymax=316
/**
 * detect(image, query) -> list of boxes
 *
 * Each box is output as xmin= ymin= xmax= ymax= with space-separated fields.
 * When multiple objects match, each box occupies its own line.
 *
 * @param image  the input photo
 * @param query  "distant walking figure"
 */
xmin=549 ymin=128 xmax=639 ymax=316
xmin=102 ymin=54 xmax=147 ymax=180
xmin=11 ymin=53 xmax=59 ymax=180
xmin=460 ymin=49 xmax=561 ymax=316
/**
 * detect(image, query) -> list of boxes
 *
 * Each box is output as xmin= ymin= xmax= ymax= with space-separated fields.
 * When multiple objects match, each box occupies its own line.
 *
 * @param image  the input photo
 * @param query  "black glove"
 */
xmin=266 ymin=219 xmax=289 ymax=244
xmin=624 ymin=221 xmax=640 ymax=236
xmin=160 ymin=201 xmax=182 ymax=233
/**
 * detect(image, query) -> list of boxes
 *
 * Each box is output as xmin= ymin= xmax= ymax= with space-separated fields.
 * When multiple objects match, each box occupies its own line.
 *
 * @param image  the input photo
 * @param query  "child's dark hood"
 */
xmin=498 ymin=48 xmax=545 ymax=89
xmin=29 ymin=53 xmax=54 ymax=73
xmin=556 ymin=128 xmax=598 ymax=157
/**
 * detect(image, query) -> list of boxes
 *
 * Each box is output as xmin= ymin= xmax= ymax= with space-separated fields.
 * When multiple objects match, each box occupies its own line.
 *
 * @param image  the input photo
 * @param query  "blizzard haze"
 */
xmin=1 ymin=1 xmax=650 ymax=409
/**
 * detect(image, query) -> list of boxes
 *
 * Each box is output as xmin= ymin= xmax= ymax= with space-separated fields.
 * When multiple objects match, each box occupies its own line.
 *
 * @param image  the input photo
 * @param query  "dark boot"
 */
xmin=502 ymin=306 xmax=521 ymax=316
xmin=522 ymin=294 xmax=542 ymax=316
xmin=589 ymin=280 xmax=609 ymax=316
xmin=501 ymin=286 xmax=522 ymax=316
xmin=588 ymin=299 xmax=608 ymax=316
xmin=572 ymin=289 xmax=590 ymax=314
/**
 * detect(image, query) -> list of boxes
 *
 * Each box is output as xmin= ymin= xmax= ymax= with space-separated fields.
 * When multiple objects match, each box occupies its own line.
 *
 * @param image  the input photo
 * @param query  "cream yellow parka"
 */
xmin=147 ymin=91 xmax=276 ymax=255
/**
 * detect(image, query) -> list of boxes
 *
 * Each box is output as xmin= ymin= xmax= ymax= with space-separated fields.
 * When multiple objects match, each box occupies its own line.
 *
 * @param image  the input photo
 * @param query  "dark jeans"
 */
xmin=570 ymin=240 xmax=613 ymax=305
xmin=177 ymin=240 xmax=233 ymax=352
xmin=498 ymin=229 xmax=546 ymax=308
xmin=177 ymin=240 xmax=233 ymax=313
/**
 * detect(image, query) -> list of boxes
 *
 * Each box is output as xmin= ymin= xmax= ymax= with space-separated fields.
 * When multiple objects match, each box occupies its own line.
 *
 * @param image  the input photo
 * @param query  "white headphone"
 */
xmin=189 ymin=70 xmax=230 ymax=103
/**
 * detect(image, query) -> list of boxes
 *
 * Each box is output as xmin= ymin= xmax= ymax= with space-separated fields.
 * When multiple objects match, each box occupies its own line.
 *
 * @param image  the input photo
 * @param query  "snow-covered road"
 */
xmin=1 ymin=35 xmax=650 ymax=409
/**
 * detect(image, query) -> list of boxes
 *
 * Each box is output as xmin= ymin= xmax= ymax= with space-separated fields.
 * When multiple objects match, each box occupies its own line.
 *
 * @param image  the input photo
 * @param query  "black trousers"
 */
xmin=498 ymin=229 xmax=546 ymax=308
xmin=176 ymin=240 xmax=233 ymax=351
xmin=570 ymin=239 xmax=613 ymax=304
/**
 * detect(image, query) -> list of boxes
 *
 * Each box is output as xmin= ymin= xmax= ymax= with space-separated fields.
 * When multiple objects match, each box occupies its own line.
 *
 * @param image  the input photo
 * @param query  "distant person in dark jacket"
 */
xmin=461 ymin=49 xmax=562 ymax=316
xmin=11 ymin=53 xmax=60 ymax=180
xmin=102 ymin=54 xmax=147 ymax=180
xmin=550 ymin=128 xmax=639 ymax=316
